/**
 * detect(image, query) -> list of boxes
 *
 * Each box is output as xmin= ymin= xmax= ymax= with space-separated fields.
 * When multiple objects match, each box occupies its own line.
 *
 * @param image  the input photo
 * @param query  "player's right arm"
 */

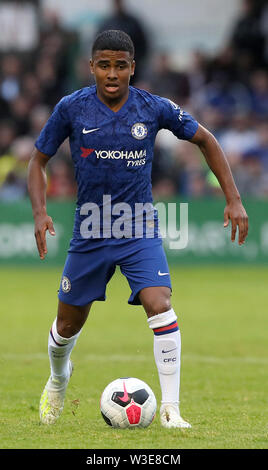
xmin=27 ymin=95 xmax=71 ymax=259
xmin=27 ymin=148 xmax=56 ymax=260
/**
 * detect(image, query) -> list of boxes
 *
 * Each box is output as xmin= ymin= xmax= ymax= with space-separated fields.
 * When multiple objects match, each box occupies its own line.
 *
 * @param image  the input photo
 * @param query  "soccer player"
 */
xmin=27 ymin=30 xmax=248 ymax=428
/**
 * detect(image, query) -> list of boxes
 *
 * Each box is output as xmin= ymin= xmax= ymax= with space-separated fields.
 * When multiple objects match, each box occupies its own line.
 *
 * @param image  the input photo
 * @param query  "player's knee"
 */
xmin=56 ymin=318 xmax=80 ymax=338
xmin=140 ymin=287 xmax=172 ymax=317
xmin=145 ymin=296 xmax=172 ymax=317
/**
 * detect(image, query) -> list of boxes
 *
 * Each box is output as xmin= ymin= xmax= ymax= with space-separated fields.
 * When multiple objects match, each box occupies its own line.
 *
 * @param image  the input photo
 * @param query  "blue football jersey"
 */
xmin=35 ymin=85 xmax=198 ymax=240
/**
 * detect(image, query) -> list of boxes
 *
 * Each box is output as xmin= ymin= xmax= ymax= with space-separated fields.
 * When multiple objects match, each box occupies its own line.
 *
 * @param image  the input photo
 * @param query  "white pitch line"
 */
xmin=183 ymin=353 xmax=268 ymax=365
xmin=1 ymin=353 xmax=268 ymax=365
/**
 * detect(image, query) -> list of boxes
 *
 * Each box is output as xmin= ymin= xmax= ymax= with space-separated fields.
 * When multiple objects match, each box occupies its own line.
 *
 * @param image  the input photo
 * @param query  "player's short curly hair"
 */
xmin=92 ymin=30 xmax=135 ymax=58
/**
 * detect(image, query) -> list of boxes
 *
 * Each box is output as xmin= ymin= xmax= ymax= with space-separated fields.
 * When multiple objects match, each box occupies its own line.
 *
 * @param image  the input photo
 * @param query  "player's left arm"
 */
xmin=190 ymin=123 xmax=248 ymax=245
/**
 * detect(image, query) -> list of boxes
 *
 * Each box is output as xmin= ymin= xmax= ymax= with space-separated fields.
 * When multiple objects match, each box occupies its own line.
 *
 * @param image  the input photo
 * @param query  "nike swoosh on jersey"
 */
xmin=158 ymin=270 xmax=169 ymax=276
xmin=82 ymin=127 xmax=100 ymax=134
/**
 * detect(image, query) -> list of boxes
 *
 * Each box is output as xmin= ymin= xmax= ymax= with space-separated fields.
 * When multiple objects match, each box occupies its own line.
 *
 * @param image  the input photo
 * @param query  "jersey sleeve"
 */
xmin=35 ymin=96 xmax=71 ymax=157
xmin=157 ymin=96 xmax=198 ymax=140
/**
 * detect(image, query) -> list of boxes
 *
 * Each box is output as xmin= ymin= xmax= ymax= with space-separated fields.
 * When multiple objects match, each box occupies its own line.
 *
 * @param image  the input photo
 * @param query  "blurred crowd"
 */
xmin=0 ymin=0 xmax=268 ymax=202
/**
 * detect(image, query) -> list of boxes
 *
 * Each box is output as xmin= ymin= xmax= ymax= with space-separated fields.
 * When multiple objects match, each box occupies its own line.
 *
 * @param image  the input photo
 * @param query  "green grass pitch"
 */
xmin=0 ymin=265 xmax=267 ymax=449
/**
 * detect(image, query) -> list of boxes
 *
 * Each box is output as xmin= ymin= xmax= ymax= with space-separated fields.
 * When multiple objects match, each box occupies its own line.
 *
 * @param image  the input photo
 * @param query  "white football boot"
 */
xmin=39 ymin=361 xmax=73 ymax=424
xmin=160 ymin=404 xmax=191 ymax=428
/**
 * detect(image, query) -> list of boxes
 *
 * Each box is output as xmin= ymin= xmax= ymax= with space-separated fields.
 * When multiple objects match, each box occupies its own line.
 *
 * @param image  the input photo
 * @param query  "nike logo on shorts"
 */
xmin=82 ymin=127 xmax=100 ymax=134
xmin=158 ymin=270 xmax=169 ymax=276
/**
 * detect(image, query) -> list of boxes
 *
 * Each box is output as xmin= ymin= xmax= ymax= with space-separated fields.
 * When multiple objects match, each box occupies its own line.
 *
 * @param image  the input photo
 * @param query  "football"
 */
xmin=100 ymin=377 xmax=157 ymax=428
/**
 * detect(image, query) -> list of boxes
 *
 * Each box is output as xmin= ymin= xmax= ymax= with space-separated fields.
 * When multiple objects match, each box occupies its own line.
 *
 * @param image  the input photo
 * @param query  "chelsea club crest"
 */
xmin=61 ymin=276 xmax=71 ymax=293
xmin=131 ymin=122 xmax=148 ymax=140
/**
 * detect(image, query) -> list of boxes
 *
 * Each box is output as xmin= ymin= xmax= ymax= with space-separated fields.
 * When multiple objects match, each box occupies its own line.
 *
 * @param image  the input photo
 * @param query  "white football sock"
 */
xmin=48 ymin=319 xmax=81 ymax=382
xmin=148 ymin=309 xmax=181 ymax=405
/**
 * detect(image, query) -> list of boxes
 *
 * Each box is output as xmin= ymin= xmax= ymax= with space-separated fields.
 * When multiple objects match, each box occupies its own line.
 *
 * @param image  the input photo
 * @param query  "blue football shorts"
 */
xmin=58 ymin=237 xmax=172 ymax=306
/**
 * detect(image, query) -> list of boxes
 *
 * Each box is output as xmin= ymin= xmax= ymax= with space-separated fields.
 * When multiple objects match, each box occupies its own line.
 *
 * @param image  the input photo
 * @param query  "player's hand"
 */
xmin=34 ymin=214 xmax=56 ymax=260
xmin=223 ymin=200 xmax=248 ymax=245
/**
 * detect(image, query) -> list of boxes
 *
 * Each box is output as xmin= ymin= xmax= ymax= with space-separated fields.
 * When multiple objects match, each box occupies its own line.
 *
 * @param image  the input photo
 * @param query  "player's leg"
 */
xmin=40 ymin=245 xmax=116 ymax=424
xmin=40 ymin=300 xmax=92 ymax=425
xmin=119 ymin=237 xmax=191 ymax=428
xmin=139 ymin=286 xmax=191 ymax=429
xmin=49 ymin=300 xmax=92 ymax=381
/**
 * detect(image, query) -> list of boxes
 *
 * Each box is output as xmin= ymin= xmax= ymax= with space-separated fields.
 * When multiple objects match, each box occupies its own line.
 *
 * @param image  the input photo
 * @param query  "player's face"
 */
xmin=90 ymin=50 xmax=135 ymax=106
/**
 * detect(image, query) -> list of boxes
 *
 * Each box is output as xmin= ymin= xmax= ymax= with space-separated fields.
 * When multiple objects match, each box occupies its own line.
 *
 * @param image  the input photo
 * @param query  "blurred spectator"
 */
xmin=151 ymin=139 xmax=178 ymax=192
xmin=72 ymin=55 xmax=95 ymax=90
xmin=0 ymin=136 xmax=34 ymax=200
xmin=47 ymin=153 xmax=77 ymax=200
xmin=249 ymin=69 xmax=268 ymax=118
xmin=21 ymin=73 xmax=43 ymax=107
xmin=218 ymin=112 xmax=259 ymax=168
xmin=0 ymin=0 xmax=39 ymax=52
xmin=172 ymin=140 xmax=208 ymax=197
xmin=187 ymin=170 xmax=210 ymax=198
xmin=29 ymin=105 xmax=51 ymax=139
xmin=0 ymin=171 xmax=26 ymax=201
xmin=205 ymin=45 xmax=237 ymax=85
xmin=11 ymin=136 xmax=34 ymax=185
xmin=96 ymin=0 xmax=149 ymax=83
xmin=260 ymin=2 xmax=268 ymax=65
xmin=234 ymin=152 xmax=268 ymax=197
xmin=143 ymin=52 xmax=190 ymax=105
xmin=152 ymin=178 xmax=177 ymax=200
xmin=0 ymin=1 xmax=268 ymax=202
xmin=242 ymin=121 xmax=268 ymax=169
xmin=230 ymin=0 xmax=266 ymax=70
xmin=0 ymin=54 xmax=22 ymax=102
xmin=0 ymin=121 xmax=17 ymax=155
xmin=38 ymin=8 xmax=80 ymax=97
xmin=197 ymin=106 xmax=227 ymax=140
xmin=194 ymin=75 xmax=252 ymax=116
xmin=187 ymin=49 xmax=208 ymax=98
xmin=35 ymin=56 xmax=63 ymax=106
xmin=9 ymin=95 xmax=31 ymax=136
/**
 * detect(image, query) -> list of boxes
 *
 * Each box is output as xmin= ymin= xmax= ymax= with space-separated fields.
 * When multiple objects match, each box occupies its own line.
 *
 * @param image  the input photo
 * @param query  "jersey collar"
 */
xmin=94 ymin=86 xmax=132 ymax=117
